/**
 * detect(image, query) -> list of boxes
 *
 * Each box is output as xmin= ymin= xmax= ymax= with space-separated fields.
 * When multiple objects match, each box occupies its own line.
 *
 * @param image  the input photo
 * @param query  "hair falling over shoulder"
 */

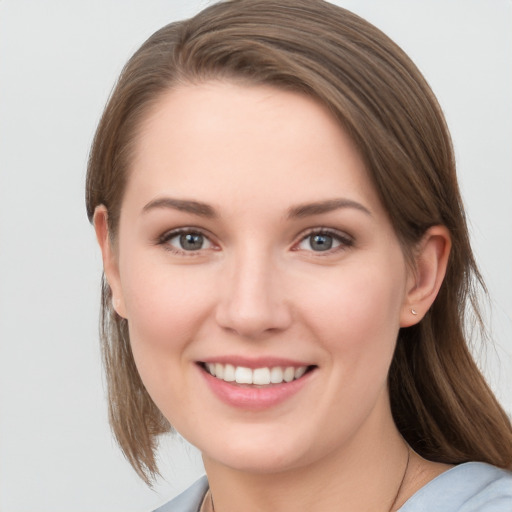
xmin=86 ymin=0 xmax=512 ymax=484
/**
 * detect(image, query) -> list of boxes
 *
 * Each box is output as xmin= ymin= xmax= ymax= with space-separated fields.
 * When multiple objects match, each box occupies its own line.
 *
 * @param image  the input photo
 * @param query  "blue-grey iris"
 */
xmin=310 ymin=234 xmax=333 ymax=251
xmin=180 ymin=233 xmax=204 ymax=250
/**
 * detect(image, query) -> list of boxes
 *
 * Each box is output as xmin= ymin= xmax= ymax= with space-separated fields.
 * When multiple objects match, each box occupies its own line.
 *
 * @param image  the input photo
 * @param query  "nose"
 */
xmin=215 ymin=248 xmax=292 ymax=339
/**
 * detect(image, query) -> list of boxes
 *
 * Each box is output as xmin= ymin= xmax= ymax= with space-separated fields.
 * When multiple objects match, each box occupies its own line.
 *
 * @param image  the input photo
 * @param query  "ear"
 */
xmin=93 ymin=205 xmax=128 ymax=319
xmin=400 ymin=225 xmax=451 ymax=327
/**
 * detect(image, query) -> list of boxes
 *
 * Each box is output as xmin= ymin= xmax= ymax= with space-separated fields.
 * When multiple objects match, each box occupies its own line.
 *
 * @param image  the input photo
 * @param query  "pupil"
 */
xmin=180 ymin=233 xmax=203 ymax=250
xmin=310 ymin=234 xmax=332 ymax=251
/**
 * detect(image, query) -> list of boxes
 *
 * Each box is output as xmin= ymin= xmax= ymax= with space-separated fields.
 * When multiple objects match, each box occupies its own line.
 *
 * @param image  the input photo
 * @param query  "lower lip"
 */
xmin=200 ymin=366 xmax=314 ymax=411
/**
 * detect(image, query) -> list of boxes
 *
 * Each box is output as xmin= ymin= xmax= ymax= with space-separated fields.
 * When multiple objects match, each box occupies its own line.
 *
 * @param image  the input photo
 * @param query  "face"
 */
xmin=104 ymin=82 xmax=416 ymax=474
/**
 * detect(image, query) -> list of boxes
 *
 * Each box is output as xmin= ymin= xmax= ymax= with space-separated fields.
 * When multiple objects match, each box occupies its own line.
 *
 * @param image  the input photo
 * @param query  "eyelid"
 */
xmin=157 ymin=226 xmax=218 ymax=255
xmin=155 ymin=226 xmax=353 ymax=255
xmin=292 ymin=227 xmax=354 ymax=253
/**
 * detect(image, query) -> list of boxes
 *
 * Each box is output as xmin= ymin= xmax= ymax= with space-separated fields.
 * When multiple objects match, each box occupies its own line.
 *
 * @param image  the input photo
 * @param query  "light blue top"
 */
xmin=154 ymin=462 xmax=512 ymax=512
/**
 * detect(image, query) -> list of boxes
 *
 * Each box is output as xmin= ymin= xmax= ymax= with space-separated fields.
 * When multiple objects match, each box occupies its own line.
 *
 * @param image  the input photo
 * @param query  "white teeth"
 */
xmin=205 ymin=363 xmax=309 ymax=385
xmin=206 ymin=363 xmax=216 ymax=376
xmin=223 ymin=364 xmax=235 ymax=382
xmin=270 ymin=367 xmax=284 ymax=383
xmin=283 ymin=367 xmax=295 ymax=382
xmin=215 ymin=363 xmax=224 ymax=379
xmin=253 ymin=367 xmax=271 ymax=385
xmin=235 ymin=366 xmax=253 ymax=384
xmin=294 ymin=366 xmax=307 ymax=379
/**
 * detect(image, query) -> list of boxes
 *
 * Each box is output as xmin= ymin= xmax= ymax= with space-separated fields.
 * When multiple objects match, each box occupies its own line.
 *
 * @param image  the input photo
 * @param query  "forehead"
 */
xmin=126 ymin=81 xmax=383 ymax=217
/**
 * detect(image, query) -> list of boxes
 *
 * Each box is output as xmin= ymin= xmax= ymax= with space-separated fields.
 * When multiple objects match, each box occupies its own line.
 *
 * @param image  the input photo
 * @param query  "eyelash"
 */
xmin=157 ymin=227 xmax=216 ymax=256
xmin=294 ymin=228 xmax=354 ymax=255
xmin=156 ymin=227 xmax=354 ymax=256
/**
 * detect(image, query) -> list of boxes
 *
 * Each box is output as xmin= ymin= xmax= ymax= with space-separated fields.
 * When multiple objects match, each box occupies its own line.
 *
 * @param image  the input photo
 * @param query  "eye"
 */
xmin=296 ymin=229 xmax=353 ymax=253
xmin=159 ymin=229 xmax=214 ymax=253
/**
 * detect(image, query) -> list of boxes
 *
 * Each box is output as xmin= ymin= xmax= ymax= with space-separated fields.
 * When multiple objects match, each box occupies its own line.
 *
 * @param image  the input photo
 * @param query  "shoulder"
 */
xmin=153 ymin=476 xmax=209 ymax=512
xmin=400 ymin=462 xmax=512 ymax=512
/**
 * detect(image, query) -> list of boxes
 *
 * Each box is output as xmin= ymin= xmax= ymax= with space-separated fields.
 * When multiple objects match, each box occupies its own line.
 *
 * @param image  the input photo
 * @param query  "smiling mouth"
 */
xmin=200 ymin=362 xmax=316 ymax=386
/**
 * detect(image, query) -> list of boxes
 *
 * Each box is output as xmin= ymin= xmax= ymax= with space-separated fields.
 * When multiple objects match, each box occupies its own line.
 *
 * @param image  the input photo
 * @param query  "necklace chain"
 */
xmin=204 ymin=445 xmax=411 ymax=512
xmin=387 ymin=445 xmax=411 ymax=512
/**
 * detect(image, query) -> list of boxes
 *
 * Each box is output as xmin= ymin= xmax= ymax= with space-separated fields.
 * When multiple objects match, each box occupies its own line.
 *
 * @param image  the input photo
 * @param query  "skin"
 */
xmin=95 ymin=82 xmax=451 ymax=511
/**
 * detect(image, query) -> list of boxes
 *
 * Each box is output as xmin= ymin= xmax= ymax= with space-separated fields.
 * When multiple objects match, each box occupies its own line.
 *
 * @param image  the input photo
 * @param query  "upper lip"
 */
xmin=199 ymin=356 xmax=315 ymax=369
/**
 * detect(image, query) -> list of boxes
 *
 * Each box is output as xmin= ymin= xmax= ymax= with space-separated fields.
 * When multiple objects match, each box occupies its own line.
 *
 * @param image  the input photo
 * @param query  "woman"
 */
xmin=86 ymin=1 xmax=512 ymax=510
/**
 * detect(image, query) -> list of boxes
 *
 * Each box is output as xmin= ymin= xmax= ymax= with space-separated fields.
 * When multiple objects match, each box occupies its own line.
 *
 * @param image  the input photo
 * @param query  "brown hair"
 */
xmin=85 ymin=0 xmax=512 ymax=484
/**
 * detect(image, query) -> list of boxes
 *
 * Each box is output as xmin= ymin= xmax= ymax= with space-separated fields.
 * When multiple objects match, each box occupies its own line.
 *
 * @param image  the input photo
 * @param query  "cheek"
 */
xmin=118 ymin=256 xmax=215 ymax=390
xmin=297 ymin=257 xmax=407 ymax=362
xmin=121 ymin=256 xmax=212 ymax=340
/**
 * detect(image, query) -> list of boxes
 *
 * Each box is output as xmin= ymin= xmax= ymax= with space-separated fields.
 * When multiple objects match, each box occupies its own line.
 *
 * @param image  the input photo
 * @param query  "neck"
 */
xmin=203 ymin=413 xmax=410 ymax=512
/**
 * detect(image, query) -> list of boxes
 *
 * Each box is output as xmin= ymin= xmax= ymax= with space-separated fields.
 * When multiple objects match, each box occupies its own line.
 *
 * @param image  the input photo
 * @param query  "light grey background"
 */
xmin=0 ymin=1 xmax=510 ymax=511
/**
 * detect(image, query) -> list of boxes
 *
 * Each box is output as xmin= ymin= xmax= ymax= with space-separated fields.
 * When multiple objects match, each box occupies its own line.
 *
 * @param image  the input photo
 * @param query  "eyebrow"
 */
xmin=287 ymin=198 xmax=372 ymax=218
xmin=142 ymin=197 xmax=217 ymax=218
xmin=141 ymin=196 xmax=370 ymax=219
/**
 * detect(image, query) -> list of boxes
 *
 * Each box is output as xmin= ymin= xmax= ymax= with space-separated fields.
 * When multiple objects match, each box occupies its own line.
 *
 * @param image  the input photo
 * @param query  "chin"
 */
xmin=206 ymin=447 xmax=306 ymax=475
xmin=197 ymin=423 xmax=325 ymax=475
